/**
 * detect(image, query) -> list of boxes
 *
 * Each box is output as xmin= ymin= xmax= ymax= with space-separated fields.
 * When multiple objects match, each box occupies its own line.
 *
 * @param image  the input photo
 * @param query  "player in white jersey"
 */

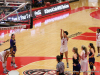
xmin=60 ymin=29 xmax=69 ymax=68
xmin=96 ymin=29 xmax=100 ymax=57
xmin=80 ymin=45 xmax=88 ymax=75
xmin=0 ymin=47 xmax=13 ymax=74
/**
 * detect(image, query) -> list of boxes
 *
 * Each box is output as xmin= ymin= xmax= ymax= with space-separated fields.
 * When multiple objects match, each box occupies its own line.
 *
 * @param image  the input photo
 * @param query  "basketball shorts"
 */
xmin=89 ymin=57 xmax=95 ymax=69
xmin=80 ymin=61 xmax=88 ymax=72
xmin=96 ymin=41 xmax=100 ymax=47
xmin=73 ymin=64 xmax=81 ymax=75
xmin=60 ymin=47 xmax=68 ymax=53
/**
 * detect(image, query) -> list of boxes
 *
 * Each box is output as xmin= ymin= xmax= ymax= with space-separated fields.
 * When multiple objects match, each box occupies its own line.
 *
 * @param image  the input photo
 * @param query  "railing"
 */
xmin=0 ymin=2 xmax=30 ymax=21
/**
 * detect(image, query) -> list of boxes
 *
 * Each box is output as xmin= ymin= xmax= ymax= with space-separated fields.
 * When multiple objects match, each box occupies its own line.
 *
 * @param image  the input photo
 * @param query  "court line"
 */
xmin=15 ymin=59 xmax=72 ymax=75
xmin=12 ymin=57 xmax=98 ymax=75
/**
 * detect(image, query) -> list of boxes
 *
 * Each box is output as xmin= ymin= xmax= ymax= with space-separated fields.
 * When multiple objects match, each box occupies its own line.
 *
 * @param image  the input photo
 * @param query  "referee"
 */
xmin=56 ymin=55 xmax=65 ymax=75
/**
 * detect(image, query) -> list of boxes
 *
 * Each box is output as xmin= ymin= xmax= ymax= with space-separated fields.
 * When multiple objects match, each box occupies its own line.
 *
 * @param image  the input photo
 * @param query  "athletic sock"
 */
xmin=4 ymin=68 xmax=6 ymax=72
xmin=67 ymin=63 xmax=69 ymax=68
xmin=5 ymin=61 xmax=7 ymax=66
xmin=13 ymin=63 xmax=16 ymax=66
xmin=2 ymin=63 xmax=6 ymax=71
xmin=2 ymin=63 xmax=5 ymax=68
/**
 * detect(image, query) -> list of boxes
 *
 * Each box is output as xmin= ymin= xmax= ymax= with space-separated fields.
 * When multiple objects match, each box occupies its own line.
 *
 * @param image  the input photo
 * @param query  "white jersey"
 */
xmin=0 ymin=49 xmax=10 ymax=62
xmin=61 ymin=37 xmax=68 ymax=47
xmin=98 ymin=35 xmax=100 ymax=42
xmin=0 ymin=51 xmax=6 ymax=57
xmin=80 ymin=50 xmax=87 ymax=62
xmin=0 ymin=49 xmax=10 ymax=57
xmin=96 ymin=33 xmax=100 ymax=41
xmin=80 ymin=50 xmax=88 ymax=71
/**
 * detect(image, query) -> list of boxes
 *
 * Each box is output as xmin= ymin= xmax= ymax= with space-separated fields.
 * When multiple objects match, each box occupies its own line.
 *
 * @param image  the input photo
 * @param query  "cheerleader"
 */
xmin=60 ymin=29 xmax=69 ymax=68
xmin=72 ymin=47 xmax=81 ymax=75
xmin=0 ymin=47 xmax=13 ymax=74
xmin=80 ymin=45 xmax=88 ymax=75
xmin=10 ymin=34 xmax=18 ymax=68
xmin=88 ymin=43 xmax=95 ymax=75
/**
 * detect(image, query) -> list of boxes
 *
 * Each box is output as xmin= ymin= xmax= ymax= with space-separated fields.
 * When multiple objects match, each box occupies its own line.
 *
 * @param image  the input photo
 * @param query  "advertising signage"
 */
xmin=33 ymin=2 xmax=70 ymax=18
xmin=7 ymin=1 xmax=70 ymax=21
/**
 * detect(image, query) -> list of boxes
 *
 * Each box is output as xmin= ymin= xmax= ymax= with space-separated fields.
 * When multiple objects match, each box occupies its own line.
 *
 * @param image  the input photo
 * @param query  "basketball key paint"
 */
xmin=0 ymin=56 xmax=63 ymax=75
xmin=0 ymin=57 xmax=100 ymax=75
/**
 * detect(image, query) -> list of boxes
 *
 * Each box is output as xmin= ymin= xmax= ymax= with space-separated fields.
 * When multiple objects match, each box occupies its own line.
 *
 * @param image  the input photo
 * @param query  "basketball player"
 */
xmin=0 ymin=47 xmax=13 ymax=74
xmin=80 ymin=45 xmax=88 ymax=75
xmin=56 ymin=55 xmax=65 ymax=75
xmin=10 ymin=34 xmax=18 ymax=68
xmin=60 ymin=29 xmax=69 ymax=68
xmin=96 ymin=29 xmax=100 ymax=57
xmin=72 ymin=47 xmax=81 ymax=75
xmin=88 ymin=43 xmax=95 ymax=75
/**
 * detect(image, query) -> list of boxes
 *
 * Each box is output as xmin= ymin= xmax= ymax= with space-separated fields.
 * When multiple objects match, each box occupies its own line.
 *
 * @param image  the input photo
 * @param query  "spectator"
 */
xmin=0 ymin=11 xmax=5 ymax=20
xmin=34 ymin=0 xmax=42 ymax=7
xmin=42 ymin=0 xmax=44 ymax=6
xmin=9 ymin=4 xmax=18 ymax=11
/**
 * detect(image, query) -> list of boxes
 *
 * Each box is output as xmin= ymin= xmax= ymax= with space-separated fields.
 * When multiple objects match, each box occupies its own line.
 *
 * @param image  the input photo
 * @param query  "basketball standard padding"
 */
xmin=8 ymin=70 xmax=19 ymax=75
xmin=30 ymin=16 xmax=33 ymax=29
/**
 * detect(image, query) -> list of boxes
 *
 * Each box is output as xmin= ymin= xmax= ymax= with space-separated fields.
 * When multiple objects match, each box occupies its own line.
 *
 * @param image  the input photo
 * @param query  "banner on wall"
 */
xmin=7 ymin=2 xmax=70 ymax=21
xmin=32 ymin=2 xmax=70 ymax=18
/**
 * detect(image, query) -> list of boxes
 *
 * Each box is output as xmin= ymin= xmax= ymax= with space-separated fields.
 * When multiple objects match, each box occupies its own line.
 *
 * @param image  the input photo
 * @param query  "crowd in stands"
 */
xmin=0 ymin=0 xmax=60 ymax=20
xmin=33 ymin=0 xmax=58 ymax=7
xmin=0 ymin=10 xmax=6 ymax=19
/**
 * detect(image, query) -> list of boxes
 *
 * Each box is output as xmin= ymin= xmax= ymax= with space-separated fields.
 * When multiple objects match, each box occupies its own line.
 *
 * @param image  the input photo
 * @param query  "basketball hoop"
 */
xmin=8 ymin=70 xmax=19 ymax=75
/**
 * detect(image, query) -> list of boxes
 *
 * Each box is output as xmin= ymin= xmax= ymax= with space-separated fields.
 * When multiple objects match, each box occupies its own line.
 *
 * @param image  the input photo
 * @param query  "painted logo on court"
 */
xmin=23 ymin=69 xmax=72 ymax=75
xmin=23 ymin=69 xmax=56 ymax=75
xmin=72 ymin=27 xmax=100 ymax=41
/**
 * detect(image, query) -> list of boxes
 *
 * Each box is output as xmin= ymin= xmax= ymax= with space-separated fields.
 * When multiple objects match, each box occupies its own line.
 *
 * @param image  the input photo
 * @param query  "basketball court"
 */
xmin=0 ymin=0 xmax=100 ymax=75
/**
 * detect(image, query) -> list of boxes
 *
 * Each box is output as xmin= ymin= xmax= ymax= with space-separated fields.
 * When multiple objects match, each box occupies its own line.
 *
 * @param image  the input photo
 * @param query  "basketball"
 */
xmin=46 ymin=2 xmax=50 ymax=7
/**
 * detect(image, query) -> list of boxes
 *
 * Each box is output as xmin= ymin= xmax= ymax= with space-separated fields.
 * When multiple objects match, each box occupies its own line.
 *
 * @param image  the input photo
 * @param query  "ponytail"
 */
xmin=4 ymin=47 xmax=13 ymax=51
xmin=73 ymin=47 xmax=79 ymax=56
xmin=90 ymin=43 xmax=95 ymax=53
xmin=81 ymin=45 xmax=87 ymax=55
